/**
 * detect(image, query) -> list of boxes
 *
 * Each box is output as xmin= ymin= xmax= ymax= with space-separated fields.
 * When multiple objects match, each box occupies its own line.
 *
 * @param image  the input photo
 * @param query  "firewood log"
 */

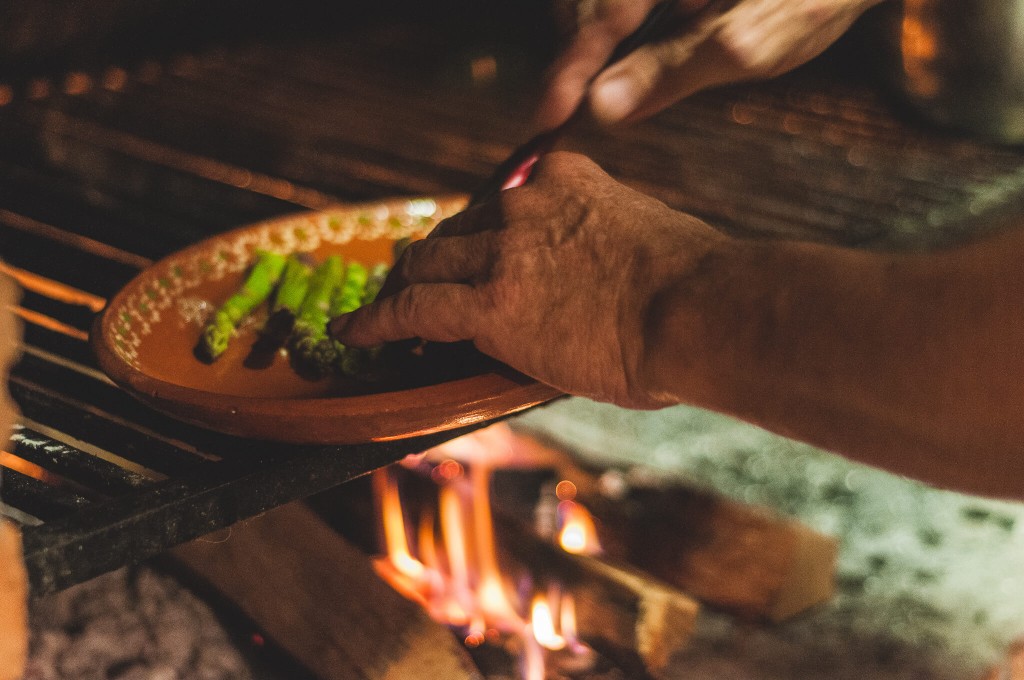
xmin=0 ymin=271 xmax=27 ymax=680
xmin=310 ymin=473 xmax=698 ymax=677
xmin=507 ymin=433 xmax=839 ymax=622
xmin=978 ymin=638 xmax=1024 ymax=680
xmin=172 ymin=502 xmax=482 ymax=680
xmin=0 ymin=520 xmax=28 ymax=680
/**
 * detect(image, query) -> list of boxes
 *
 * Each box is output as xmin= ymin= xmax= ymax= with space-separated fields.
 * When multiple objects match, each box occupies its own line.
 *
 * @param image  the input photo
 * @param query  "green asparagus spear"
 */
xmin=362 ymin=262 xmax=389 ymax=305
xmin=274 ymin=254 xmax=314 ymax=315
xmin=327 ymin=262 xmax=368 ymax=376
xmin=329 ymin=262 xmax=368 ymax=317
xmin=294 ymin=255 xmax=344 ymax=336
xmin=259 ymin=254 xmax=312 ymax=345
xmin=289 ymin=255 xmax=344 ymax=377
xmin=200 ymin=250 xmax=287 ymax=361
xmin=336 ymin=262 xmax=390 ymax=377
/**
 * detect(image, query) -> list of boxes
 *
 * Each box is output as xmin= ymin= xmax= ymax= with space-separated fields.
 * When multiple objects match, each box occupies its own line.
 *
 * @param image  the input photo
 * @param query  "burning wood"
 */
xmin=494 ymin=513 xmax=699 ymax=677
xmin=172 ymin=503 xmax=482 ymax=680
xmin=504 ymin=431 xmax=839 ymax=622
xmin=242 ymin=422 xmax=838 ymax=678
xmin=361 ymin=448 xmax=700 ymax=678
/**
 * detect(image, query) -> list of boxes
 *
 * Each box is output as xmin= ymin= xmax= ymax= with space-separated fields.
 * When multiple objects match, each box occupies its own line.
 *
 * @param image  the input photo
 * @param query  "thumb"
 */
xmin=587 ymin=46 xmax=666 ymax=126
xmin=586 ymin=7 xmax=743 ymax=125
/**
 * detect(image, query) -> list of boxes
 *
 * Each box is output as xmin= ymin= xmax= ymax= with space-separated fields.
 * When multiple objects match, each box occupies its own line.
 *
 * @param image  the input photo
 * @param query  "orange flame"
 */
xmin=371 ymin=558 xmax=430 ymax=611
xmin=374 ymin=469 xmax=424 ymax=580
xmin=417 ymin=508 xmax=439 ymax=572
xmin=471 ymin=462 xmax=519 ymax=625
xmin=439 ymin=484 xmax=473 ymax=625
xmin=372 ymin=427 xmax=604 ymax=678
xmin=530 ymin=592 xmax=566 ymax=651
xmin=522 ymin=623 xmax=546 ymax=680
xmin=558 ymin=500 xmax=601 ymax=555
xmin=900 ymin=0 xmax=940 ymax=98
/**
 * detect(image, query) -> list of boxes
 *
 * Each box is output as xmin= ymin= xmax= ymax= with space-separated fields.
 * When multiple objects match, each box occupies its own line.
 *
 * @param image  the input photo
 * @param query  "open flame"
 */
xmin=374 ymin=469 xmax=424 ymax=582
xmin=372 ymin=426 xmax=597 ymax=679
xmin=557 ymin=499 xmax=601 ymax=555
xmin=530 ymin=591 xmax=566 ymax=651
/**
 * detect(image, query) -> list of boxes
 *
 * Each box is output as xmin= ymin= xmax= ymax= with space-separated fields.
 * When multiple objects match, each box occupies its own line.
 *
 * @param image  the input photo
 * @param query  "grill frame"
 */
xmin=3 ymin=6 xmax=1024 ymax=596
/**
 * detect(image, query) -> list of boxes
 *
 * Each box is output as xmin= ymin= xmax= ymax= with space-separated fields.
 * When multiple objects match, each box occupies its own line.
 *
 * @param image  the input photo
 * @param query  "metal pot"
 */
xmin=882 ymin=0 xmax=1024 ymax=143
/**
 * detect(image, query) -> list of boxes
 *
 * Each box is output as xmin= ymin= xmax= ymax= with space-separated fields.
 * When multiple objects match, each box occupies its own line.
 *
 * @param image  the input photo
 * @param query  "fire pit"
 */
xmin=20 ymin=409 xmax=1024 ymax=680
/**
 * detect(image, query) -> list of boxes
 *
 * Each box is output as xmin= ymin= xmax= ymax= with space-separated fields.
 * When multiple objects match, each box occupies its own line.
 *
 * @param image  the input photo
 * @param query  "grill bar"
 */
xmin=1 ymin=9 xmax=1023 ymax=596
xmin=17 ymin=425 xmax=483 ymax=595
xmin=0 ymin=467 xmax=92 ymax=522
xmin=10 ymin=360 xmax=220 ymax=476
xmin=11 ymin=425 xmax=151 ymax=496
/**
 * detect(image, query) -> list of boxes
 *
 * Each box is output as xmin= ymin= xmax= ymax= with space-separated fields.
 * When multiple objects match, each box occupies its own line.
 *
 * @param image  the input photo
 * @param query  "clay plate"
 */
xmin=91 ymin=196 xmax=562 ymax=444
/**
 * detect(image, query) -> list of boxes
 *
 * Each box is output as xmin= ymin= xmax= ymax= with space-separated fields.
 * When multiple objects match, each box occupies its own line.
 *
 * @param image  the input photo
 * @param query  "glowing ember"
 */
xmin=0 ymin=450 xmax=56 ymax=483
xmin=464 ymin=612 xmax=486 ymax=648
xmin=555 ymin=479 xmax=577 ymax=501
xmin=432 ymin=458 xmax=464 ymax=483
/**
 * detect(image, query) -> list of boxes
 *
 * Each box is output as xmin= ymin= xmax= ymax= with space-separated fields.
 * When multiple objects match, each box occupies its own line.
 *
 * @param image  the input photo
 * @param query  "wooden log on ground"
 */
xmin=171 ymin=501 xmax=482 ymax=680
xmin=506 ymin=432 xmax=839 ymax=622
xmin=494 ymin=513 xmax=699 ymax=678
xmin=979 ymin=638 xmax=1024 ymax=680
xmin=0 ymin=520 xmax=27 ymax=680
xmin=1 ymin=270 xmax=27 ymax=680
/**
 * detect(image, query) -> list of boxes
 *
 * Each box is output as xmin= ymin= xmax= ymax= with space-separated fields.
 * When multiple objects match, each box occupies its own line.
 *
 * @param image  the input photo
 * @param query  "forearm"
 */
xmin=643 ymin=228 xmax=1024 ymax=499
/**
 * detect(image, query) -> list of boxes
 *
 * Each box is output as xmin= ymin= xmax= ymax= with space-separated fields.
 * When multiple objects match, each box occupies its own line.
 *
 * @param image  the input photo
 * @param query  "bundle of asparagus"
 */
xmin=198 ymin=250 xmax=388 ymax=379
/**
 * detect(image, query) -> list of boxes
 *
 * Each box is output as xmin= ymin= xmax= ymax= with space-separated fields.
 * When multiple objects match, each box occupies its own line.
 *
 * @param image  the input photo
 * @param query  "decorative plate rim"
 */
xmin=91 ymin=194 xmax=563 ymax=444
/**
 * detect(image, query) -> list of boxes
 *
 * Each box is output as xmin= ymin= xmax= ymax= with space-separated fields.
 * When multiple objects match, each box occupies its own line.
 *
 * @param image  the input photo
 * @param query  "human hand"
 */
xmin=536 ymin=0 xmax=886 ymax=130
xmin=330 ymin=152 xmax=729 ymax=408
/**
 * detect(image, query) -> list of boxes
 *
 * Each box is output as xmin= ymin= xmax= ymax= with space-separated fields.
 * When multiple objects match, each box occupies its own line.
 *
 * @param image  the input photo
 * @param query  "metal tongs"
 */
xmin=468 ymin=0 xmax=677 ymax=206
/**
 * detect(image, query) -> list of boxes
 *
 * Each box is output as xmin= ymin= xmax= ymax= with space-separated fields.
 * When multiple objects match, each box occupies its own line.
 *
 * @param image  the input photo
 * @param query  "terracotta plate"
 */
xmin=91 ymin=196 xmax=562 ymax=444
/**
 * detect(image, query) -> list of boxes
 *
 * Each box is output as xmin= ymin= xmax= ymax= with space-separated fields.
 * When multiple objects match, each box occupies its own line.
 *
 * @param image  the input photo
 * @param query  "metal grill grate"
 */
xmin=2 ymin=13 xmax=1024 ymax=595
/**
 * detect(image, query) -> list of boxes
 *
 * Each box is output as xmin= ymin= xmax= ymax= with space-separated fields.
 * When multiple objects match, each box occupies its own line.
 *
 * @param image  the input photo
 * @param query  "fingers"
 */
xmin=588 ymin=28 xmax=741 ymax=125
xmin=374 ymin=201 xmax=503 ymax=299
xmin=428 ymin=200 xmax=503 ymax=239
xmin=534 ymin=34 xmax=618 ymax=131
xmin=585 ymin=0 xmax=741 ymax=125
xmin=377 ymin=232 xmax=493 ymax=300
xmin=398 ymin=233 xmax=494 ymax=285
xmin=585 ymin=0 xmax=887 ymax=125
xmin=534 ymin=0 xmax=662 ymax=131
xmin=587 ymin=48 xmax=665 ymax=126
xmin=330 ymin=283 xmax=479 ymax=347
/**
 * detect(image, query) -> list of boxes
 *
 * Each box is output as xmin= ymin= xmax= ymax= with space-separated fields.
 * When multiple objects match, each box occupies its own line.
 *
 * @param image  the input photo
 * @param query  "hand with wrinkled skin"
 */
xmin=333 ymin=148 xmax=1024 ymax=500
xmin=536 ymin=0 xmax=887 ymax=131
xmin=331 ymin=151 xmax=730 ymax=408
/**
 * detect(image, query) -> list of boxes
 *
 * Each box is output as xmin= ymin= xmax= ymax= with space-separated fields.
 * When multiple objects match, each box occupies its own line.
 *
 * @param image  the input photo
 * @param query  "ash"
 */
xmin=24 ymin=566 xmax=277 ymax=680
